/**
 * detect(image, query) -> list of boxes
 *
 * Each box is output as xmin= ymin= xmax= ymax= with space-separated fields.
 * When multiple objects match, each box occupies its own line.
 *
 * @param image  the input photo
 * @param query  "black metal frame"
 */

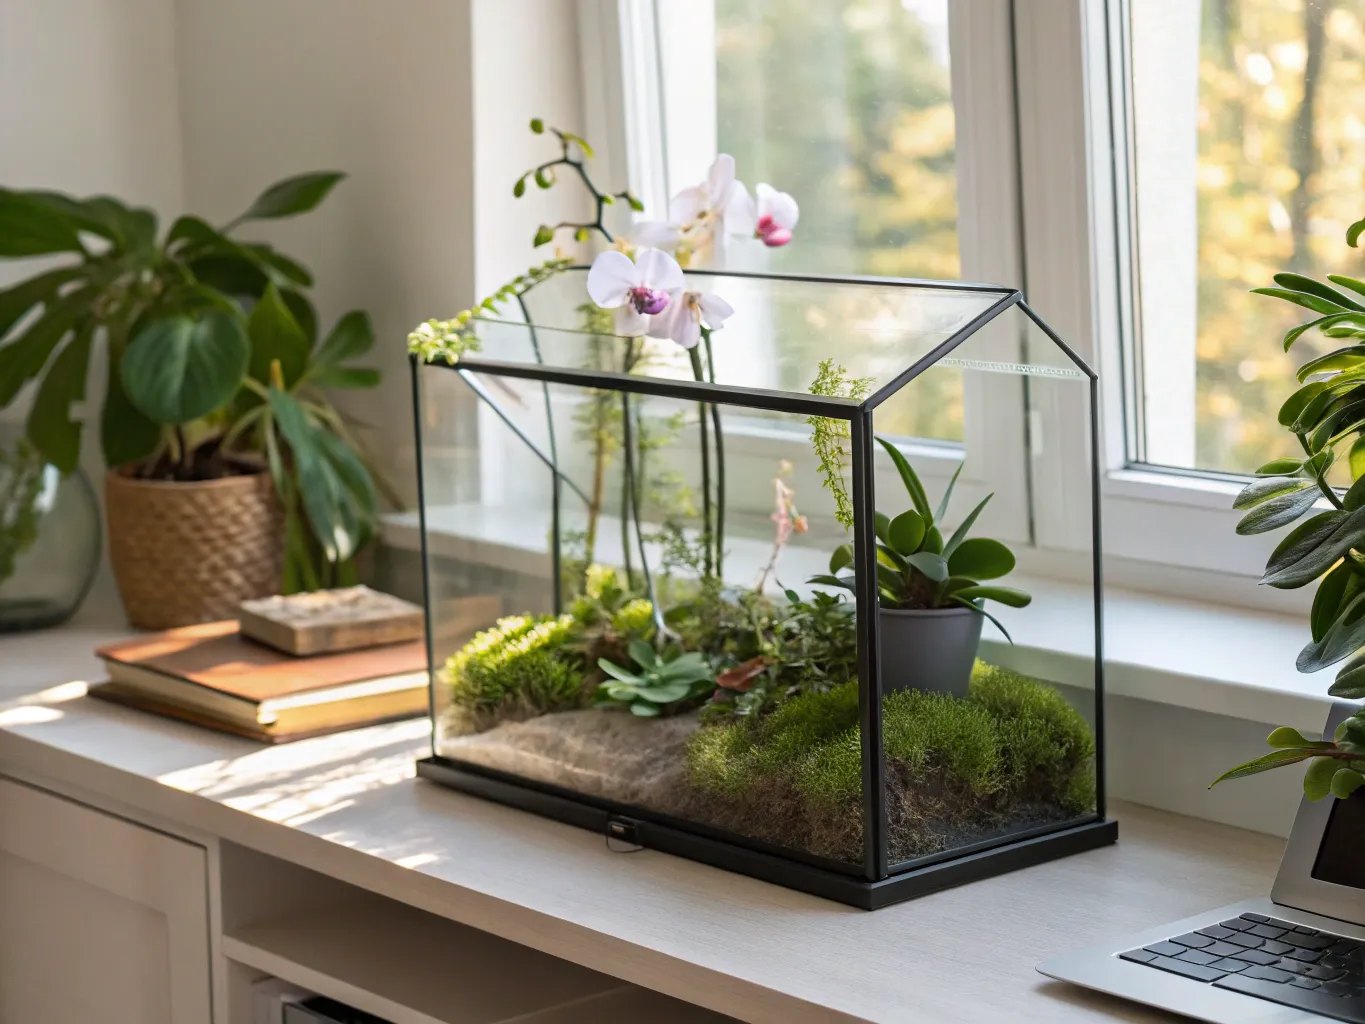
xmin=409 ymin=268 xmax=1115 ymax=909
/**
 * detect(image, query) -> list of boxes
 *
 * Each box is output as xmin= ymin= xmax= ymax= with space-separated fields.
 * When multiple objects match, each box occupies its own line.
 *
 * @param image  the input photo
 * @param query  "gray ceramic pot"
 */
xmin=878 ymin=605 xmax=984 ymax=698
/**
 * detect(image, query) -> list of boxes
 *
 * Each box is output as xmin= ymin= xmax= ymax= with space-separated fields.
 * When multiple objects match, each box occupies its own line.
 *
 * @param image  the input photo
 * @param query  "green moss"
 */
xmin=684 ymin=660 xmax=1096 ymax=861
xmin=882 ymin=689 xmax=1002 ymax=796
xmin=446 ymin=614 xmax=586 ymax=720
xmin=969 ymin=661 xmax=1097 ymax=811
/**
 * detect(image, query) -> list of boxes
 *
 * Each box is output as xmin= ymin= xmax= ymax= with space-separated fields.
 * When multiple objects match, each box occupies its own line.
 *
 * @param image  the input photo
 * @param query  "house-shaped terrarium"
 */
xmin=407 ymin=265 xmax=1115 ymax=908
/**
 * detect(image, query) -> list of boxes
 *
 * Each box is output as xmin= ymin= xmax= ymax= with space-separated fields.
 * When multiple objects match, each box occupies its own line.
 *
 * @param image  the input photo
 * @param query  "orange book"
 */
xmin=95 ymin=621 xmax=428 ymax=733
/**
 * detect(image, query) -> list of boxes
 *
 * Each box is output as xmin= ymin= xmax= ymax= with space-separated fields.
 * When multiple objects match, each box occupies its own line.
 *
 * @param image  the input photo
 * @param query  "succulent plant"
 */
xmin=809 ymin=435 xmax=1030 ymax=639
xmin=596 ymin=640 xmax=714 ymax=717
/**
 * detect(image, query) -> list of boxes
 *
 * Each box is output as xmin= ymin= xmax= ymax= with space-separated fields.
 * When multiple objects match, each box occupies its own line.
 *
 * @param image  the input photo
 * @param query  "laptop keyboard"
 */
xmin=1121 ymin=913 xmax=1365 ymax=1023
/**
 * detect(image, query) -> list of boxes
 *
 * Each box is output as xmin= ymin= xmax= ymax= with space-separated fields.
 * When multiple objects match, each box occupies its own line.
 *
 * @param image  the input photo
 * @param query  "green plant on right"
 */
xmin=1213 ymin=215 xmax=1365 ymax=801
xmin=597 ymin=640 xmax=714 ymax=717
xmin=808 ymin=435 xmax=1030 ymax=639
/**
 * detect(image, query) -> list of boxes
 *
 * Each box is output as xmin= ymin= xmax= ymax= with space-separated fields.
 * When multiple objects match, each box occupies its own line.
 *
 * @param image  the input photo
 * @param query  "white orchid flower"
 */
xmin=586 ymin=247 xmax=684 ymax=336
xmin=667 ymin=154 xmax=755 ymax=264
xmin=647 ymin=288 xmax=735 ymax=350
xmin=626 ymin=219 xmax=681 ymax=253
xmin=733 ymin=183 xmax=799 ymax=248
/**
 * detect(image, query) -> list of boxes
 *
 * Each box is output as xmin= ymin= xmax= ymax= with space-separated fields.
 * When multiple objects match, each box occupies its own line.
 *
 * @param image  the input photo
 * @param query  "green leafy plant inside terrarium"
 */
xmin=597 ymin=641 xmax=714 ymax=717
xmin=808 ymin=435 xmax=1031 ymax=637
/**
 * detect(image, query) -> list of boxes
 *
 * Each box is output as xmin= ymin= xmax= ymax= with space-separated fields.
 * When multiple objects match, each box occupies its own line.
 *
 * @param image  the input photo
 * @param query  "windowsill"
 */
xmin=381 ymin=504 xmax=1339 ymax=736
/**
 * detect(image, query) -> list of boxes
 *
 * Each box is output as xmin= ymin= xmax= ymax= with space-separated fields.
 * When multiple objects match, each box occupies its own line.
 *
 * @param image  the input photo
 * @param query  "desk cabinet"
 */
xmin=0 ymin=777 xmax=211 ymax=1024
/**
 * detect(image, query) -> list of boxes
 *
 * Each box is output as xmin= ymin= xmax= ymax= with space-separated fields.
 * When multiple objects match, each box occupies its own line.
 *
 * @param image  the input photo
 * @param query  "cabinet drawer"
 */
xmin=0 ymin=777 xmax=211 ymax=1024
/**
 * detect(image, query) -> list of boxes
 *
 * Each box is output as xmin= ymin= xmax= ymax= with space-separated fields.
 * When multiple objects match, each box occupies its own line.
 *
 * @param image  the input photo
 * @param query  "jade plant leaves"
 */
xmin=904 ymin=551 xmax=948 ymax=582
xmin=811 ymin=437 xmax=1028 ymax=629
xmin=1332 ymin=769 xmax=1365 ymax=799
xmin=1218 ymin=248 xmax=1365 ymax=801
xmin=1235 ymin=486 xmax=1320 ymax=536
xmin=1261 ymin=509 xmax=1365 ymax=589
xmin=829 ymin=543 xmax=854 ymax=574
xmin=1304 ymin=757 xmax=1340 ymax=801
xmin=120 ymin=311 xmax=250 ymax=425
xmin=947 ymin=537 xmax=1015 ymax=580
xmin=887 ymin=509 xmax=925 ymax=555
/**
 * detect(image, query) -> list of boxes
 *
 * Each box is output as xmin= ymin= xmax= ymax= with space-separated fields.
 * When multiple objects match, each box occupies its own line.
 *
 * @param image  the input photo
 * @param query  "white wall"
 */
xmin=470 ymin=1 xmax=587 ymax=298
xmin=0 ymin=0 xmax=186 ymax=617
xmin=0 ymin=0 xmax=184 ymax=215
xmin=174 ymin=0 xmax=480 ymax=505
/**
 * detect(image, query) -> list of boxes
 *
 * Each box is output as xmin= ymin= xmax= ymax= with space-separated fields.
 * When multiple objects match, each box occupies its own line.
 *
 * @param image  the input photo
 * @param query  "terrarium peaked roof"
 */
xmin=433 ymin=267 xmax=1093 ymax=416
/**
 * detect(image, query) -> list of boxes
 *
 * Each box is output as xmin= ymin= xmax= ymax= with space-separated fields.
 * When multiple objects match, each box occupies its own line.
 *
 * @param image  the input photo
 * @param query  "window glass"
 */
xmin=1128 ymin=0 xmax=1365 ymax=474
xmin=712 ymin=0 xmax=959 ymax=439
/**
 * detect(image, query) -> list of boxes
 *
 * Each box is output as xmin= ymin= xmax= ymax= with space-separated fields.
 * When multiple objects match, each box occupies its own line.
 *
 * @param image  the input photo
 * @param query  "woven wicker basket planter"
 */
xmin=105 ymin=469 xmax=284 ymax=630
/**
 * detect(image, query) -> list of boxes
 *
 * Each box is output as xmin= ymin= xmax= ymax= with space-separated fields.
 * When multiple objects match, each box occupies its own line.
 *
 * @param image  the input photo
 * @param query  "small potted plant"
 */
xmin=809 ymin=436 xmax=1030 ymax=696
xmin=0 ymin=175 xmax=388 ymax=628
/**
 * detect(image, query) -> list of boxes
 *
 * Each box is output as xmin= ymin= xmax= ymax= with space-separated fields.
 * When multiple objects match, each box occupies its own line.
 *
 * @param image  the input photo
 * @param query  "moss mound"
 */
xmin=685 ymin=660 xmax=1096 ymax=863
xmin=442 ymin=614 xmax=589 ymax=731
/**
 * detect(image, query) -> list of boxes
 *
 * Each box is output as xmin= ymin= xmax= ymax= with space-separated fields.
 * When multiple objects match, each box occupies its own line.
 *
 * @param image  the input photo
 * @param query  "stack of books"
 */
xmin=91 ymin=587 xmax=429 ymax=743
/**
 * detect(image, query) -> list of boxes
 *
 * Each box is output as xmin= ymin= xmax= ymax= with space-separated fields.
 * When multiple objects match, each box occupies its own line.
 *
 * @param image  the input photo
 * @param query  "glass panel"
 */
xmin=500 ymin=267 xmax=1005 ymax=406
xmin=421 ymin=346 xmax=869 ymax=869
xmin=715 ymin=0 xmax=958 ymax=280
xmin=1128 ymin=0 xmax=1365 ymax=474
xmin=862 ymin=316 xmax=1098 ymax=870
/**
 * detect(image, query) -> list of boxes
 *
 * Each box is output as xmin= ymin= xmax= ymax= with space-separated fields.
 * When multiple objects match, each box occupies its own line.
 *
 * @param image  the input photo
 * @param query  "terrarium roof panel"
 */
xmin=466 ymin=267 xmax=1018 ymax=400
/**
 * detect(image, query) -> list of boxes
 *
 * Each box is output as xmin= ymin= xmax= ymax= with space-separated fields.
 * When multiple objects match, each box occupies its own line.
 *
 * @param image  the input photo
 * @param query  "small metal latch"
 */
xmin=605 ymin=815 xmax=643 ymax=852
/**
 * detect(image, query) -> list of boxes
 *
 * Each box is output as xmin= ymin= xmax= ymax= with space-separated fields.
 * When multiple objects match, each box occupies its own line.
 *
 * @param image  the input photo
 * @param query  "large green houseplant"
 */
xmin=1214 ymin=215 xmax=1365 ymax=800
xmin=0 ymin=175 xmax=386 ymax=626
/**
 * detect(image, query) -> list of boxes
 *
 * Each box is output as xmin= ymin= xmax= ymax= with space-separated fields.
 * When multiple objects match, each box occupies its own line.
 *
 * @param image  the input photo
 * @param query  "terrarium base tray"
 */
xmin=416 ymin=752 xmax=1117 ymax=909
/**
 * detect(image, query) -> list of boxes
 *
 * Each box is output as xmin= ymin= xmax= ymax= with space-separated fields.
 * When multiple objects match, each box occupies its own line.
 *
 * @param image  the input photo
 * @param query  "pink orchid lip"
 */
xmin=754 ymin=214 xmax=792 ymax=247
xmin=759 ymin=226 xmax=792 ymax=247
xmin=630 ymin=286 xmax=670 ymax=315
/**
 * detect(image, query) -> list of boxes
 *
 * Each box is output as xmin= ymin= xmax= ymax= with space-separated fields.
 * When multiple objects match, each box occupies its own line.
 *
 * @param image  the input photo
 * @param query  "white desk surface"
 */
xmin=1 ymin=625 xmax=1286 ymax=1024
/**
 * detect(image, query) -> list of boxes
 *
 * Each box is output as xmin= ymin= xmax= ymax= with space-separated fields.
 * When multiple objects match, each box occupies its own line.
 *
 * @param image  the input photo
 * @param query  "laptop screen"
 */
xmin=1312 ymin=791 xmax=1365 ymax=888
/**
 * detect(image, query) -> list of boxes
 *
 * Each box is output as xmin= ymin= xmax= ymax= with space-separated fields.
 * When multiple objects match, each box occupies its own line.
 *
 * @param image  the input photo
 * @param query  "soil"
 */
xmin=126 ymin=439 xmax=265 ymax=482
xmin=439 ymin=706 xmax=1081 ymax=866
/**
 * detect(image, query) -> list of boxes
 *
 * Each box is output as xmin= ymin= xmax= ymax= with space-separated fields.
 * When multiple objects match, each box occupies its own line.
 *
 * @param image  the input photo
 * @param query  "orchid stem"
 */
xmin=704 ymin=330 xmax=725 ymax=580
xmin=689 ymin=347 xmax=714 ymax=579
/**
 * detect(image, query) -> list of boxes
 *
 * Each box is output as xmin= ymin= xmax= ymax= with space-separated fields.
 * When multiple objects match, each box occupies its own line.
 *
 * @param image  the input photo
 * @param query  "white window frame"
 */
xmin=573 ymin=0 xmax=1316 ymax=614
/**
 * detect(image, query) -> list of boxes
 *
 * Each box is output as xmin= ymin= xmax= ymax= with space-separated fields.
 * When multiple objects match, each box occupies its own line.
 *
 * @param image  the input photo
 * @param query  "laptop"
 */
xmin=1039 ymin=701 xmax=1365 ymax=1023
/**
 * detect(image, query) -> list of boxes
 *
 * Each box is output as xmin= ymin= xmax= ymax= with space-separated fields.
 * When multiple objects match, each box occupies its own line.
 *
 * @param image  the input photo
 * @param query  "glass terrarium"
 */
xmin=410 ymin=266 xmax=1114 ymax=908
